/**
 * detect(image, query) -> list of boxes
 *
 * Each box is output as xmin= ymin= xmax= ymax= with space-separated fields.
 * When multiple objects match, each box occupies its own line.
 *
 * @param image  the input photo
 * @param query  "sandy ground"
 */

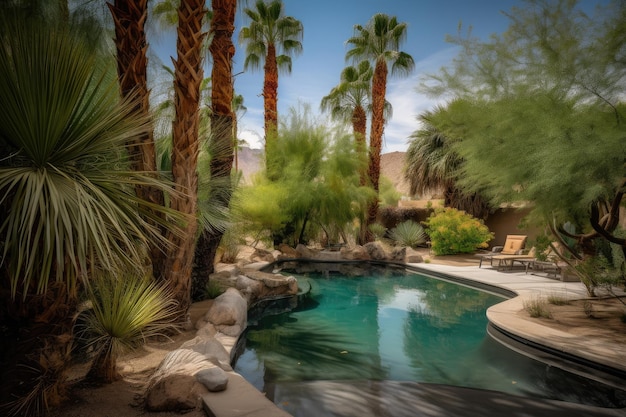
xmin=52 ymin=253 xmax=626 ymax=417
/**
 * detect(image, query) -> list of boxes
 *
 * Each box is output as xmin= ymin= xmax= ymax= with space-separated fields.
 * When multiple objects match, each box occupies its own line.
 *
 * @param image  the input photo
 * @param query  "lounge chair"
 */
xmin=524 ymin=242 xmax=576 ymax=280
xmin=478 ymin=234 xmax=527 ymax=268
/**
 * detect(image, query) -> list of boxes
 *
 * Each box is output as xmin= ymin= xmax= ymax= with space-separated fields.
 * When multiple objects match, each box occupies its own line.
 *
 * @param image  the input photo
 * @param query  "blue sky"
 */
xmin=150 ymin=0 xmax=599 ymax=153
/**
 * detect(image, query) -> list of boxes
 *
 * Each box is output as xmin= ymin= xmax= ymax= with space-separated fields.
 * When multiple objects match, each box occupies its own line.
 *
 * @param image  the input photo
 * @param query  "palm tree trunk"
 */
xmin=109 ymin=0 xmax=167 ymax=280
xmin=352 ymin=105 xmax=367 ymax=186
xmin=353 ymin=104 xmax=369 ymax=244
xmin=263 ymin=43 xmax=279 ymax=169
xmin=164 ymin=0 xmax=206 ymax=318
xmin=191 ymin=0 xmax=237 ymax=299
xmin=365 ymin=59 xmax=388 ymax=241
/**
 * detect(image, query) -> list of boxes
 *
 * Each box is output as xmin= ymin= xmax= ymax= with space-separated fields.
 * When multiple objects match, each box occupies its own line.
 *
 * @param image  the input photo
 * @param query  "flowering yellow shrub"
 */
xmin=424 ymin=208 xmax=494 ymax=255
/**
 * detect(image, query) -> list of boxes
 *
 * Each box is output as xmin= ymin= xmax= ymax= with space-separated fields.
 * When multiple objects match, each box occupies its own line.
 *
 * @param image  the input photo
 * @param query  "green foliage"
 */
xmin=424 ymin=208 xmax=493 ymax=256
xmin=77 ymin=272 xmax=179 ymax=382
xmin=379 ymin=176 xmax=401 ymax=207
xmin=368 ymin=223 xmax=387 ymax=240
xmin=572 ymin=255 xmax=624 ymax=297
xmin=219 ymin=227 xmax=243 ymax=264
xmin=389 ymin=220 xmax=427 ymax=248
xmin=0 ymin=14 xmax=176 ymax=300
xmin=528 ymin=234 xmax=552 ymax=262
xmin=233 ymin=105 xmax=373 ymax=247
xmin=205 ymin=279 xmax=226 ymax=300
xmin=239 ymin=0 xmax=303 ymax=73
xmin=420 ymin=0 xmax=626 ymax=230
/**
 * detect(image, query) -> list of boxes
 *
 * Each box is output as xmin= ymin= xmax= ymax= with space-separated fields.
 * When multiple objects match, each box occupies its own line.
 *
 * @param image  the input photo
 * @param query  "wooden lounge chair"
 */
xmin=478 ymin=234 xmax=527 ymax=268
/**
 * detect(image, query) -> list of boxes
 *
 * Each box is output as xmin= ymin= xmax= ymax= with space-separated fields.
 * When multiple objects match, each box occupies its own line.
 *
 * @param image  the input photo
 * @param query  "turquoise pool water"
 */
xmin=234 ymin=269 xmax=625 ymax=411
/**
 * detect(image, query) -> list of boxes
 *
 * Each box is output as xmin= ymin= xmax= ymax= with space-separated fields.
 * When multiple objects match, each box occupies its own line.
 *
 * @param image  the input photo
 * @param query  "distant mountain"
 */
xmin=237 ymin=147 xmax=263 ymax=184
xmin=236 ymin=147 xmax=410 ymax=197
xmin=380 ymin=151 xmax=410 ymax=196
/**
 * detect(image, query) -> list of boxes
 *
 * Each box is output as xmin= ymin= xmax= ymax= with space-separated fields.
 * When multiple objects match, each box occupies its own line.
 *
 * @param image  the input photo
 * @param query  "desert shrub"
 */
xmin=524 ymin=297 xmax=552 ymax=318
xmin=389 ymin=220 xmax=427 ymax=248
xmin=547 ymin=294 xmax=570 ymax=306
xmin=423 ymin=208 xmax=493 ymax=255
xmin=219 ymin=228 xmax=243 ymax=263
xmin=77 ymin=272 xmax=179 ymax=383
xmin=379 ymin=176 xmax=401 ymax=207
xmin=205 ymin=280 xmax=226 ymax=299
xmin=368 ymin=223 xmax=387 ymax=240
xmin=379 ymin=206 xmax=433 ymax=229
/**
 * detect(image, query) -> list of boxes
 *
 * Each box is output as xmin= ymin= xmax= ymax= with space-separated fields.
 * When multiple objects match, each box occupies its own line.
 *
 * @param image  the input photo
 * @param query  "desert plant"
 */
xmin=523 ymin=297 xmax=552 ymax=319
xmin=76 ymin=272 xmax=179 ymax=383
xmin=368 ymin=223 xmax=387 ymax=240
xmin=379 ymin=176 xmax=401 ymax=207
xmin=423 ymin=208 xmax=493 ymax=255
xmin=547 ymin=294 xmax=570 ymax=306
xmin=205 ymin=280 xmax=226 ymax=300
xmin=219 ymin=228 xmax=243 ymax=264
xmin=389 ymin=220 xmax=427 ymax=248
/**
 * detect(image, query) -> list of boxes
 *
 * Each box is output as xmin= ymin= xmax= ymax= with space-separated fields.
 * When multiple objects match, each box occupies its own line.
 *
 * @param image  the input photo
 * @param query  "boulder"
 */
xmin=251 ymin=247 xmax=275 ymax=263
xmin=180 ymin=336 xmax=232 ymax=371
xmin=364 ymin=242 xmax=387 ymax=260
xmin=277 ymin=243 xmax=298 ymax=258
xmin=340 ymin=245 xmax=370 ymax=260
xmin=405 ymin=248 xmax=424 ymax=263
xmin=145 ymin=373 xmax=206 ymax=411
xmin=196 ymin=367 xmax=228 ymax=392
xmin=389 ymin=247 xmax=407 ymax=262
xmin=205 ymin=288 xmax=247 ymax=328
xmin=145 ymin=349 xmax=213 ymax=411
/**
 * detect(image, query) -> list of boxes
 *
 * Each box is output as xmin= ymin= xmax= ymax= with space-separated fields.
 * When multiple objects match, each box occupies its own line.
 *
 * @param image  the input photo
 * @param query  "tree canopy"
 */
xmin=419 ymin=0 xmax=626 ymax=247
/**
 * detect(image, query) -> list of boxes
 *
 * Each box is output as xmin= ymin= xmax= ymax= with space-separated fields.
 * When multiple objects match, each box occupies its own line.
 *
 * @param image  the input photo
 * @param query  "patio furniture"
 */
xmin=491 ymin=253 xmax=536 ymax=271
xmin=478 ymin=235 xmax=527 ymax=268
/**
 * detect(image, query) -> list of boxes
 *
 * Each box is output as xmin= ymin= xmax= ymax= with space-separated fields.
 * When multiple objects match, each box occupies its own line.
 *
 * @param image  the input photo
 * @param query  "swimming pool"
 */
xmin=233 ymin=266 xmax=626 ymax=415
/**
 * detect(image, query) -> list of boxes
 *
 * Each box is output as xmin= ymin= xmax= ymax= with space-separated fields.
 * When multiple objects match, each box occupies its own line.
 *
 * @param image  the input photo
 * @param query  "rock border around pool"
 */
xmin=143 ymin=243 xmax=417 ymax=415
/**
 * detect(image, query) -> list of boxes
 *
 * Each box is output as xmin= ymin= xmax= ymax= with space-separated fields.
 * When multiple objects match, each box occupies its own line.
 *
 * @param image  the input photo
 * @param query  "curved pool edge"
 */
xmin=203 ymin=259 xmax=626 ymax=417
xmin=409 ymin=262 xmax=626 ymax=389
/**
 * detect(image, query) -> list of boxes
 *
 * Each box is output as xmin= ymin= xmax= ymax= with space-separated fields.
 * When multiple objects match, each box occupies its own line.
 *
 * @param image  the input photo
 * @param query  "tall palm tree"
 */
xmin=321 ymin=61 xmax=372 ymax=185
xmin=109 ymin=0 xmax=167 ymax=280
xmin=0 ymin=14 xmax=175 ymax=416
xmin=164 ymin=0 xmax=207 ymax=317
xmin=239 ymin=0 xmax=303 ymax=167
xmin=405 ymin=106 xmax=491 ymax=219
xmin=346 ymin=14 xmax=414 ymax=241
xmin=191 ymin=0 xmax=238 ymax=299
xmin=321 ymin=61 xmax=393 ymax=186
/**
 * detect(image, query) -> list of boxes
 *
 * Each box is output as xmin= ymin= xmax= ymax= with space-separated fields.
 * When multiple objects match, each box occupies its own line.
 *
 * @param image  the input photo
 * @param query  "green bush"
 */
xmin=390 ymin=220 xmax=427 ymax=248
xmin=423 ymin=208 xmax=493 ymax=255
xmin=368 ymin=223 xmax=387 ymax=240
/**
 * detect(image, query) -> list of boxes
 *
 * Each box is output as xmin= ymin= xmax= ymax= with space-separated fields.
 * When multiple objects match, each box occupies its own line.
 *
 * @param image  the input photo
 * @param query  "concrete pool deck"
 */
xmin=202 ymin=261 xmax=626 ymax=417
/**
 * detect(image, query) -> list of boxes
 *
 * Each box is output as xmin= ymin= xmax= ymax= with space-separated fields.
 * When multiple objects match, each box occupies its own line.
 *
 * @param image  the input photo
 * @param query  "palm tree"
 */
xmin=0 ymin=14 xmax=175 ymax=416
xmin=405 ymin=106 xmax=491 ymax=219
xmin=321 ymin=61 xmax=373 ymax=185
xmin=239 ymin=0 xmax=303 ymax=167
xmin=346 ymin=14 xmax=414 ymax=241
xmin=190 ymin=0 xmax=238 ymax=299
xmin=164 ymin=0 xmax=207 ymax=317
xmin=109 ymin=0 xmax=167 ymax=280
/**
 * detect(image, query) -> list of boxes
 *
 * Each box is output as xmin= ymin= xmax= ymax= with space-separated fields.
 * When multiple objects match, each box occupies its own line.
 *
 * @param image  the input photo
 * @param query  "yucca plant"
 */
xmin=77 ymin=272 xmax=179 ymax=383
xmin=0 ymin=13 xmax=177 ymax=415
xmin=390 ymin=220 xmax=427 ymax=248
xmin=368 ymin=223 xmax=387 ymax=240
